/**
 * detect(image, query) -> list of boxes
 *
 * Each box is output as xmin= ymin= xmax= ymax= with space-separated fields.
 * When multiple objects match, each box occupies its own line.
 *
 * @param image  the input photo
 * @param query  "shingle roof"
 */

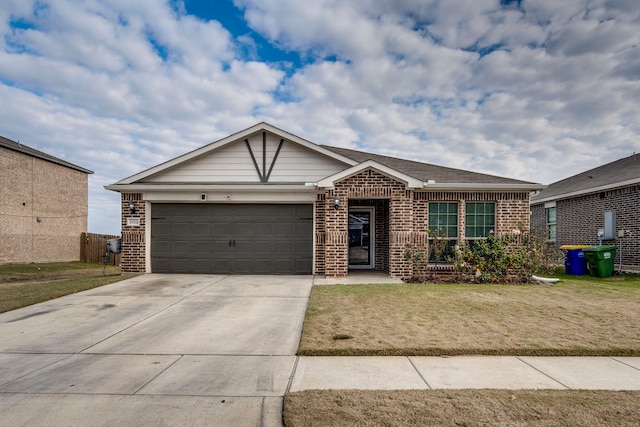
xmin=531 ymin=154 xmax=640 ymax=203
xmin=322 ymin=145 xmax=539 ymax=185
xmin=0 ymin=135 xmax=93 ymax=174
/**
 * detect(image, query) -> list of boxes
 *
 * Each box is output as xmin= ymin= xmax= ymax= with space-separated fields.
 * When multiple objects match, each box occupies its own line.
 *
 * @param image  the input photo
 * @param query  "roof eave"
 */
xmin=0 ymin=137 xmax=93 ymax=174
xmin=115 ymin=122 xmax=357 ymax=185
xmin=422 ymin=183 xmax=546 ymax=191
xmin=530 ymin=178 xmax=640 ymax=205
xmin=104 ymin=183 xmax=314 ymax=192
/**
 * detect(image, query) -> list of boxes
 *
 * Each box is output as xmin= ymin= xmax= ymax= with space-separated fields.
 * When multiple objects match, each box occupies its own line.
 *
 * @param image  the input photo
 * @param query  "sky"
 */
xmin=1 ymin=0 xmax=639 ymax=235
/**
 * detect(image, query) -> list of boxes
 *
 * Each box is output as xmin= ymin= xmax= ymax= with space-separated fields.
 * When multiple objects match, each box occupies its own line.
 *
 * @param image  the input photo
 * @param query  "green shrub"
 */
xmin=452 ymin=230 xmax=561 ymax=283
xmin=404 ymin=229 xmax=450 ymax=280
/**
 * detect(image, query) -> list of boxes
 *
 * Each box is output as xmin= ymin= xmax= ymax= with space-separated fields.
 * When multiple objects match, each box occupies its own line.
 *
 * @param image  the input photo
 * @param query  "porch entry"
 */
xmin=348 ymin=207 xmax=374 ymax=269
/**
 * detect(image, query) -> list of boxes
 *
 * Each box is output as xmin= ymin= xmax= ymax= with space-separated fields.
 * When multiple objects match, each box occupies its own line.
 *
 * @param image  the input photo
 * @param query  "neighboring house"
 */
xmin=531 ymin=154 xmax=640 ymax=272
xmin=0 ymin=136 xmax=93 ymax=264
xmin=106 ymin=123 xmax=543 ymax=278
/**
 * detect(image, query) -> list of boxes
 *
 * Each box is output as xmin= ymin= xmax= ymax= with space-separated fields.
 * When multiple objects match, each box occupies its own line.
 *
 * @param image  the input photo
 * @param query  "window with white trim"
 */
xmin=546 ymin=207 xmax=557 ymax=240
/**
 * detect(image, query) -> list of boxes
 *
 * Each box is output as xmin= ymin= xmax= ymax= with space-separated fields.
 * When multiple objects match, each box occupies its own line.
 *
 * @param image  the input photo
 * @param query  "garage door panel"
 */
xmin=254 ymin=225 xmax=276 ymax=236
xmin=167 ymin=258 xmax=190 ymax=273
xmin=297 ymin=220 xmax=313 ymax=231
xmin=295 ymin=259 xmax=312 ymax=274
xmin=213 ymin=223 xmax=232 ymax=234
xmin=212 ymin=240 xmax=232 ymax=253
xmin=192 ymin=223 xmax=210 ymax=235
xmin=191 ymin=258 xmax=210 ymax=273
xmin=172 ymin=241 xmax=190 ymax=255
xmin=250 ymin=240 xmax=273 ymax=253
xmin=255 ymin=259 xmax=278 ymax=273
xmin=275 ymin=223 xmax=292 ymax=234
xmin=295 ymin=240 xmax=312 ymax=252
xmin=151 ymin=203 xmax=312 ymax=274
xmin=153 ymin=222 xmax=171 ymax=236
xmin=193 ymin=206 xmax=211 ymax=217
xmin=152 ymin=240 xmax=170 ymax=253
xmin=274 ymin=241 xmax=293 ymax=253
xmin=192 ymin=240 xmax=211 ymax=254
xmin=173 ymin=223 xmax=190 ymax=235
xmin=234 ymin=222 xmax=257 ymax=236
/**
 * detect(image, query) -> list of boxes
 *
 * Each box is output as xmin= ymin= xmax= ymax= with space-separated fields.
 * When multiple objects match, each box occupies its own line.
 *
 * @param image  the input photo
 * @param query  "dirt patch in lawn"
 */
xmin=284 ymin=389 xmax=640 ymax=427
xmin=299 ymin=274 xmax=640 ymax=356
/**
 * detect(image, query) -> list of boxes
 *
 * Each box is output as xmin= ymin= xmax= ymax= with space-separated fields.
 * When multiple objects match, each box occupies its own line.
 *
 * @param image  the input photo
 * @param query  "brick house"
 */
xmin=106 ymin=123 xmax=543 ymax=278
xmin=531 ymin=154 xmax=640 ymax=272
xmin=0 ymin=136 xmax=93 ymax=264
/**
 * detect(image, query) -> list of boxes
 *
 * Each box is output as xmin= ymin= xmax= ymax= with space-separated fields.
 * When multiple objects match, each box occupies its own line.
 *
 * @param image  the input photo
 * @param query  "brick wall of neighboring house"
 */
xmin=120 ymin=193 xmax=146 ymax=272
xmin=0 ymin=146 xmax=88 ymax=263
xmin=532 ymin=185 xmax=640 ymax=270
xmin=530 ymin=203 xmax=546 ymax=240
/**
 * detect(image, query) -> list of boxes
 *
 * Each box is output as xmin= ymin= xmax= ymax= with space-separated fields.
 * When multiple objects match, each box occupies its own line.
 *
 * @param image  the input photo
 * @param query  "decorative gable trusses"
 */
xmin=245 ymin=132 xmax=284 ymax=182
xmin=109 ymin=122 xmax=357 ymax=187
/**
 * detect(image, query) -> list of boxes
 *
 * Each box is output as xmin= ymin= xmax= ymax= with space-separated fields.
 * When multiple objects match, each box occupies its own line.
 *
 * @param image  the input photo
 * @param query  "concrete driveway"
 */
xmin=0 ymin=274 xmax=313 ymax=426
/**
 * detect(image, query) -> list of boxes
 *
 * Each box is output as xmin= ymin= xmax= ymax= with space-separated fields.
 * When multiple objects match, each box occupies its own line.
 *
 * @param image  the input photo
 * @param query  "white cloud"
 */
xmin=1 ymin=0 xmax=639 ymax=234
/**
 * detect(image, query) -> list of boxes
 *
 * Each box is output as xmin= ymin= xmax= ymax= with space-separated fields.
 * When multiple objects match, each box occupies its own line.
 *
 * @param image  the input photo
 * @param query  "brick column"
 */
xmin=314 ymin=194 xmax=326 ymax=274
xmin=389 ymin=190 xmax=414 ymax=278
xmin=324 ymin=189 xmax=348 ymax=277
xmin=458 ymin=200 xmax=466 ymax=241
xmin=120 ymin=193 xmax=146 ymax=273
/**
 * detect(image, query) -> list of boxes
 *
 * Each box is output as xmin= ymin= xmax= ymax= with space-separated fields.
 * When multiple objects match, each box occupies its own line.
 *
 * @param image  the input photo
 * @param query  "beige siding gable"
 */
xmin=268 ymin=139 xmax=349 ymax=182
xmin=142 ymin=131 xmax=349 ymax=184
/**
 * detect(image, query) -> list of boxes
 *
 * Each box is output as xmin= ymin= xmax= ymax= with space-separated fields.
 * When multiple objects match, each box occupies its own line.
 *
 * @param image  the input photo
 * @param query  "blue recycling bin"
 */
xmin=562 ymin=247 xmax=588 ymax=275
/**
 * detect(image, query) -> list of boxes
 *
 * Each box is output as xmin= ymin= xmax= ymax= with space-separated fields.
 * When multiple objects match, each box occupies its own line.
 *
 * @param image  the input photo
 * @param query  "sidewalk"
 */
xmin=289 ymin=355 xmax=640 ymax=391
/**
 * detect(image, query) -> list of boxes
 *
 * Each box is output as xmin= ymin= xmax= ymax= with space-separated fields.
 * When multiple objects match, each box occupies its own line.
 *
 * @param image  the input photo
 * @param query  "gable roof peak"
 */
xmin=531 ymin=153 xmax=640 ymax=203
xmin=111 ymin=122 xmax=357 ymax=185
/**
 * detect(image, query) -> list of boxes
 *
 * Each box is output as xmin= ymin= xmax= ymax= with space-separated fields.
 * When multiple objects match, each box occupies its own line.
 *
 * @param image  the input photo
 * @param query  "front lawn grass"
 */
xmin=0 ymin=262 xmax=128 ymax=313
xmin=298 ymin=271 xmax=640 ymax=356
xmin=288 ymin=273 xmax=640 ymax=426
xmin=284 ymin=389 xmax=640 ymax=427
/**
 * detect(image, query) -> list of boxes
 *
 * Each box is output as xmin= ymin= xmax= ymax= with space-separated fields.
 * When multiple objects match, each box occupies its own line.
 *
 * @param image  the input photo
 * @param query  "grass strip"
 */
xmin=0 ymin=275 xmax=126 ymax=313
xmin=284 ymin=389 xmax=640 ymax=427
xmin=0 ymin=262 xmax=129 ymax=313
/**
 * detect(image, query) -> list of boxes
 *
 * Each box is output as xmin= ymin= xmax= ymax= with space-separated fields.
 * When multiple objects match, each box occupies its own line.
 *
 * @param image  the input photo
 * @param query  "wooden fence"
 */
xmin=81 ymin=232 xmax=121 ymax=265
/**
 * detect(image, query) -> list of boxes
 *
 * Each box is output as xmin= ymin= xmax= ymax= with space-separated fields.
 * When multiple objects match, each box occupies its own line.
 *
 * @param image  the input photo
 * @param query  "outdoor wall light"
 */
xmin=333 ymin=194 xmax=341 ymax=210
xmin=128 ymin=200 xmax=137 ymax=214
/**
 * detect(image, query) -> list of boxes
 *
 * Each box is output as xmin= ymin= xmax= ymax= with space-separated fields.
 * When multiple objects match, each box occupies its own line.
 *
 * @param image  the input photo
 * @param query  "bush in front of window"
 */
xmin=452 ymin=229 xmax=560 ymax=283
xmin=404 ymin=229 xmax=450 ymax=280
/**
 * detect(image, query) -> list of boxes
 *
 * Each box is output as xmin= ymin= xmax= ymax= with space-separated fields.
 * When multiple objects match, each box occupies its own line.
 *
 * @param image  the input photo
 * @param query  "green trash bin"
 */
xmin=582 ymin=245 xmax=617 ymax=278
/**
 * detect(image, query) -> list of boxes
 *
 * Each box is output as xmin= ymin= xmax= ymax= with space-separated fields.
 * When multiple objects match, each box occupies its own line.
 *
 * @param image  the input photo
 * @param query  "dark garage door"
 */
xmin=151 ymin=204 xmax=313 ymax=274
